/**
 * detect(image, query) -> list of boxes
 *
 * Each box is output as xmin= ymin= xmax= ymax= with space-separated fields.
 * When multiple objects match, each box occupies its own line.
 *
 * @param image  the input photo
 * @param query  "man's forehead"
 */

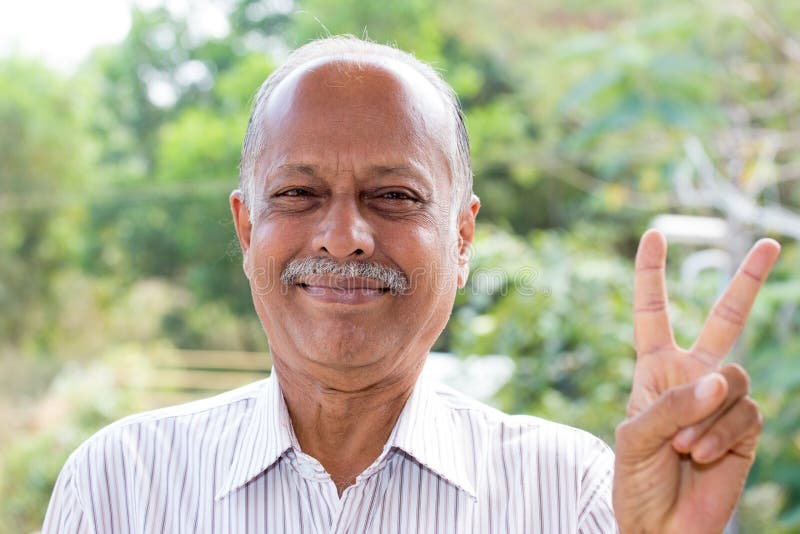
xmin=263 ymin=55 xmax=449 ymax=128
xmin=250 ymin=55 xmax=455 ymax=189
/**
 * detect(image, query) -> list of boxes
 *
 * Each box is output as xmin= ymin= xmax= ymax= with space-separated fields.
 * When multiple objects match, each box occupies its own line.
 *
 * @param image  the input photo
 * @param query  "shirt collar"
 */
xmin=216 ymin=369 xmax=477 ymax=501
xmin=384 ymin=372 xmax=477 ymax=499
xmin=215 ymin=372 xmax=295 ymax=500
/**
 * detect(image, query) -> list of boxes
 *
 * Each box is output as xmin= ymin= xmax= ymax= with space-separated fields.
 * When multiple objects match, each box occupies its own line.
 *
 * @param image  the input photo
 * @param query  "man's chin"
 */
xmin=299 ymin=339 xmax=399 ymax=371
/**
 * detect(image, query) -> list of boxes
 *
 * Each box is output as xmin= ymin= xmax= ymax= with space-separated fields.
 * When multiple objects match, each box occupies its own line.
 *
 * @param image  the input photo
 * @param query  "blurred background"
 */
xmin=1 ymin=0 xmax=799 ymax=532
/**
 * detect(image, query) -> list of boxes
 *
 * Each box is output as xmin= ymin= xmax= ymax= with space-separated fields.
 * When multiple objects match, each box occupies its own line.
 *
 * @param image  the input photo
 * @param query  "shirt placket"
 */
xmin=280 ymin=447 xmax=398 ymax=534
xmin=286 ymin=449 xmax=341 ymax=533
xmin=329 ymin=449 xmax=399 ymax=534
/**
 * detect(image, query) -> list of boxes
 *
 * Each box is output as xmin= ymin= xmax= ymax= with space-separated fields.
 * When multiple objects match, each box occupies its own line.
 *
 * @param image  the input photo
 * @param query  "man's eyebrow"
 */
xmin=373 ymin=165 xmax=411 ymax=175
xmin=271 ymin=163 xmax=431 ymax=182
xmin=369 ymin=165 xmax=413 ymax=177
xmin=370 ymin=164 xmax=431 ymax=182
xmin=274 ymin=163 xmax=319 ymax=177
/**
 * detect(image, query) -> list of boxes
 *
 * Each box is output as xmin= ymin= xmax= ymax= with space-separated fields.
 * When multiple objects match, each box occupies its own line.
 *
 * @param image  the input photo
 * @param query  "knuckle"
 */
xmin=710 ymin=426 xmax=730 ymax=446
xmin=662 ymin=389 xmax=677 ymax=411
xmin=662 ymin=387 xmax=684 ymax=416
xmin=712 ymin=301 xmax=746 ymax=326
xmin=689 ymin=347 xmax=718 ymax=368
xmin=741 ymin=396 xmax=758 ymax=412
xmin=728 ymin=398 xmax=763 ymax=438
xmin=741 ymin=370 xmax=751 ymax=393
xmin=635 ymin=295 xmax=667 ymax=314
xmin=746 ymin=399 xmax=764 ymax=429
xmin=725 ymin=363 xmax=751 ymax=392
xmin=755 ymin=411 xmax=765 ymax=432
xmin=615 ymin=420 xmax=633 ymax=443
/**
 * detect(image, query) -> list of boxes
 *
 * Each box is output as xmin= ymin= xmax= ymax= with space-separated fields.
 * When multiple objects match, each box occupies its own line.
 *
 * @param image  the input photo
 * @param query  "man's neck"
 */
xmin=275 ymin=361 xmax=421 ymax=496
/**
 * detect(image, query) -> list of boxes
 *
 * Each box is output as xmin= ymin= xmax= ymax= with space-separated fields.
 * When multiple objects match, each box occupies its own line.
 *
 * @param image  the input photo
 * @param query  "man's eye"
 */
xmin=380 ymin=191 xmax=415 ymax=201
xmin=278 ymin=188 xmax=312 ymax=197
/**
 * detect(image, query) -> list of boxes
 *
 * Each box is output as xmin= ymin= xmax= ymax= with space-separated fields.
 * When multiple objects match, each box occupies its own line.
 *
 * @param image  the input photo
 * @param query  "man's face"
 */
xmin=231 ymin=58 xmax=478 ymax=383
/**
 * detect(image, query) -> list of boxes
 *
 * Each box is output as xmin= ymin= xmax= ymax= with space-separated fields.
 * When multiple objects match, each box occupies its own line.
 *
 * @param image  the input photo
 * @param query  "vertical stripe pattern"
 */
xmin=43 ymin=372 xmax=617 ymax=533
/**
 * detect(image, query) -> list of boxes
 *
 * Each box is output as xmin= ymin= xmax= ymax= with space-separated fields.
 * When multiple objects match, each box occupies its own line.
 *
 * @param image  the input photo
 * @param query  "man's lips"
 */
xmin=296 ymin=274 xmax=389 ymax=291
xmin=295 ymin=275 xmax=389 ymax=305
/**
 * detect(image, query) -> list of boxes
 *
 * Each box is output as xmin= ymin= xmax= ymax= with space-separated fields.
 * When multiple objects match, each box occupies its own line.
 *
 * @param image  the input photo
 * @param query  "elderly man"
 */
xmin=43 ymin=36 xmax=780 ymax=533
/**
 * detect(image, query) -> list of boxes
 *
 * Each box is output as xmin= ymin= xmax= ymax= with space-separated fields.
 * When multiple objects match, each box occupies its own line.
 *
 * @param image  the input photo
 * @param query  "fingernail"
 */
xmin=695 ymin=373 xmax=722 ymax=400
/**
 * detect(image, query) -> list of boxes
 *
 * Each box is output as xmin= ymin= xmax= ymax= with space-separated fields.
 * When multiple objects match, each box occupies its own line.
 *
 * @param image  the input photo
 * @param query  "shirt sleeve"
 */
xmin=41 ymin=458 xmax=92 ymax=534
xmin=577 ymin=437 xmax=619 ymax=534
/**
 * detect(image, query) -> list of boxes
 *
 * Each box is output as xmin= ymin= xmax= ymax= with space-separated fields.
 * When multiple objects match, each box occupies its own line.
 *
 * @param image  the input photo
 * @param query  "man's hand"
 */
xmin=613 ymin=230 xmax=781 ymax=534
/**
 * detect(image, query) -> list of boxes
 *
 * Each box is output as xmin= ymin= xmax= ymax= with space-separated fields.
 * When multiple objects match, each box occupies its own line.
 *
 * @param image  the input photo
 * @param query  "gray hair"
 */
xmin=238 ymin=35 xmax=473 ymax=220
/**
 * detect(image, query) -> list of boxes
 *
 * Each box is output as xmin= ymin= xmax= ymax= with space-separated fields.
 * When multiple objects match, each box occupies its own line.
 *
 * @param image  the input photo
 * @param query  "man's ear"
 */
xmin=230 ymin=189 xmax=253 ymax=275
xmin=457 ymin=194 xmax=480 ymax=288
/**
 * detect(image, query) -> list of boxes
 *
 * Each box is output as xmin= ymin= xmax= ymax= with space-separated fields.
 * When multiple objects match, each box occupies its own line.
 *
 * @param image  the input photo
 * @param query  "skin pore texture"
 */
xmin=230 ymin=56 xmax=480 ymax=494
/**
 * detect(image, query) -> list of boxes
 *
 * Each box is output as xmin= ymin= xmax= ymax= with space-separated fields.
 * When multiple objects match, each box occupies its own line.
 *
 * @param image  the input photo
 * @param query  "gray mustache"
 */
xmin=280 ymin=257 xmax=410 ymax=293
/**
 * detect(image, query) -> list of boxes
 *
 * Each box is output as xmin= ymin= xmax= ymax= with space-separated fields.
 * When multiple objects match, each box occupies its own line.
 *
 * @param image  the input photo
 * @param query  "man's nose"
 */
xmin=311 ymin=196 xmax=375 ymax=259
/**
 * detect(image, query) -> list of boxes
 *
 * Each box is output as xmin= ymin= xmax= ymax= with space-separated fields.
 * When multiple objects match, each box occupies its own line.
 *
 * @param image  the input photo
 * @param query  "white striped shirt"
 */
xmin=43 ymin=371 xmax=617 ymax=533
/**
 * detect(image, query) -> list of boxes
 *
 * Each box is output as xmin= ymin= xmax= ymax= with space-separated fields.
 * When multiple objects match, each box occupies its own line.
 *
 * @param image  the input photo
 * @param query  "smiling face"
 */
xmin=231 ymin=57 xmax=479 ymax=387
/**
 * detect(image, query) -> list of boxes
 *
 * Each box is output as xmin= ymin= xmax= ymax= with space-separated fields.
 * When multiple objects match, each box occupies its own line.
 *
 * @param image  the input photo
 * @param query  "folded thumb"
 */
xmin=616 ymin=373 xmax=728 ymax=455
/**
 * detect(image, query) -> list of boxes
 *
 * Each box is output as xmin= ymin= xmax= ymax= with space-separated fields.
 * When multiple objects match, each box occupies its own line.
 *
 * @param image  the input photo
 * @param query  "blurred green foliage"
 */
xmin=1 ymin=0 xmax=799 ymax=532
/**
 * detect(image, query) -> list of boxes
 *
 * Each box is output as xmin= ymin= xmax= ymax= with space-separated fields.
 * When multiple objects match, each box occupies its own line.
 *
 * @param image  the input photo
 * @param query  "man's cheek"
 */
xmin=247 ymin=254 xmax=283 ymax=297
xmin=405 ymin=261 xmax=458 ymax=296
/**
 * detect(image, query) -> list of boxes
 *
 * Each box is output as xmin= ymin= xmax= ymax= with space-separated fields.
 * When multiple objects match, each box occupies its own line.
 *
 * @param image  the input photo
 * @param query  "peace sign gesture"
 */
xmin=613 ymin=230 xmax=781 ymax=534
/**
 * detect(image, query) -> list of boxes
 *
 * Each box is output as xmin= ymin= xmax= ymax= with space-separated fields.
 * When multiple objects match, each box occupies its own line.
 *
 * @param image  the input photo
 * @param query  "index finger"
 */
xmin=633 ymin=229 xmax=675 ymax=356
xmin=692 ymin=238 xmax=781 ymax=365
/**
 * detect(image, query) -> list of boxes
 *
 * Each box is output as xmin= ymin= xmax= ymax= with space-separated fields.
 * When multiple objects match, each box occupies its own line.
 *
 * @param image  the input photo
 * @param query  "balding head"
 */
xmin=239 ymin=36 xmax=473 ymax=221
